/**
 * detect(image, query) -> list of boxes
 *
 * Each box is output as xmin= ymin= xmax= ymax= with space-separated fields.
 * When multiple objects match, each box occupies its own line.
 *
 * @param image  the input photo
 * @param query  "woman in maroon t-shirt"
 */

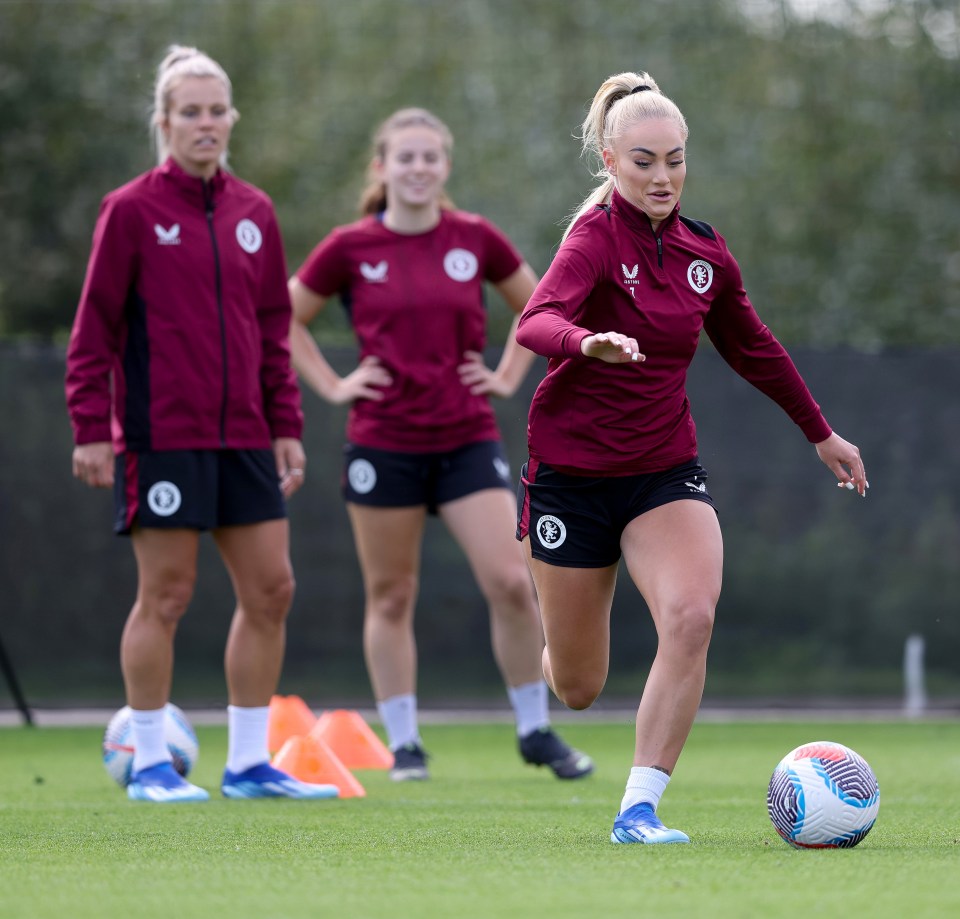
xmin=289 ymin=108 xmax=592 ymax=782
xmin=515 ymin=73 xmax=868 ymax=844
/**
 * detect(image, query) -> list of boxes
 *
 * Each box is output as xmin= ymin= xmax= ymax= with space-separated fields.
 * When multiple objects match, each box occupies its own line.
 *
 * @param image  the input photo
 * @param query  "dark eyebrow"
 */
xmin=629 ymin=146 xmax=685 ymax=156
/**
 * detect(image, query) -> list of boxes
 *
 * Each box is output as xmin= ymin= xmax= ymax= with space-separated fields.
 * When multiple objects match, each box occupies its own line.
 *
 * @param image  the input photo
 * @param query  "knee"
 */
xmin=663 ymin=600 xmax=715 ymax=656
xmin=484 ymin=567 xmax=537 ymax=616
xmin=367 ymin=575 xmax=418 ymax=627
xmin=138 ymin=575 xmax=196 ymax=629
xmin=553 ymin=678 xmax=605 ymax=712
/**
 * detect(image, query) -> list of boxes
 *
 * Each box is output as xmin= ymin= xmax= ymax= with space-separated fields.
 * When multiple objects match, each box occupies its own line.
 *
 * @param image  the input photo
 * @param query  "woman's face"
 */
xmin=162 ymin=75 xmax=234 ymax=179
xmin=375 ymin=125 xmax=451 ymax=210
xmin=602 ymin=117 xmax=686 ymax=230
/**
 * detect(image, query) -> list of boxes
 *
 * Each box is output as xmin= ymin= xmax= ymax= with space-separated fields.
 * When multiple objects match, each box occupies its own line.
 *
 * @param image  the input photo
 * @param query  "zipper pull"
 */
xmin=656 ymin=236 xmax=663 ymax=268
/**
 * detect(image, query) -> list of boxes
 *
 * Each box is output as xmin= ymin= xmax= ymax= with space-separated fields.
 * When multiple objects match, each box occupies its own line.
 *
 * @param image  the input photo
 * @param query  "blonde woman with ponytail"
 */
xmin=515 ymin=72 xmax=867 ymax=843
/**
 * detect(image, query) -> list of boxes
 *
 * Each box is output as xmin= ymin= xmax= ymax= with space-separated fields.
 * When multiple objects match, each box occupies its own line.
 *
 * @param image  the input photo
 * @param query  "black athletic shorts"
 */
xmin=342 ymin=440 xmax=512 ymax=514
xmin=516 ymin=456 xmax=717 ymax=568
xmin=114 ymin=448 xmax=286 ymax=535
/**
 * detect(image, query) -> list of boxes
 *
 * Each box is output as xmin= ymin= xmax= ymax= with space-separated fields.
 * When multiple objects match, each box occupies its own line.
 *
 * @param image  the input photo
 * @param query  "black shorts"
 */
xmin=114 ymin=448 xmax=286 ymax=535
xmin=342 ymin=440 xmax=512 ymax=514
xmin=516 ymin=457 xmax=717 ymax=568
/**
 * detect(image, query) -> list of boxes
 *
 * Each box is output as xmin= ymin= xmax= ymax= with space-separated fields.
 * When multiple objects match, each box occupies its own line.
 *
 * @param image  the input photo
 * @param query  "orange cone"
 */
xmin=267 ymin=694 xmax=318 ymax=754
xmin=310 ymin=709 xmax=393 ymax=770
xmin=272 ymin=734 xmax=366 ymax=798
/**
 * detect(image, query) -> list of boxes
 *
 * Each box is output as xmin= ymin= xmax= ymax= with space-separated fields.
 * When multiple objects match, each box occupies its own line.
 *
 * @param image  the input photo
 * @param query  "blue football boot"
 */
xmin=611 ymin=802 xmax=690 ymax=844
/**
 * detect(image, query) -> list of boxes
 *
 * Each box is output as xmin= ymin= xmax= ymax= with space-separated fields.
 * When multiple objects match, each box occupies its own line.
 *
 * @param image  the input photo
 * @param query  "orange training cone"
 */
xmin=267 ymin=694 xmax=318 ymax=754
xmin=272 ymin=734 xmax=365 ymax=798
xmin=310 ymin=709 xmax=393 ymax=770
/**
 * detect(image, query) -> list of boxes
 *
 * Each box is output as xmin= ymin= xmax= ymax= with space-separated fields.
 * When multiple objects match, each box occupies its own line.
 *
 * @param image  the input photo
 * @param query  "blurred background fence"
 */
xmin=1 ymin=0 xmax=958 ymax=710
xmin=3 ymin=341 xmax=959 ymax=708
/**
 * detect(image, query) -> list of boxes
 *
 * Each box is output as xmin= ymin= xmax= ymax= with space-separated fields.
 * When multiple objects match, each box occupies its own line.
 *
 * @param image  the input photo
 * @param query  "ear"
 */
xmin=601 ymin=148 xmax=616 ymax=176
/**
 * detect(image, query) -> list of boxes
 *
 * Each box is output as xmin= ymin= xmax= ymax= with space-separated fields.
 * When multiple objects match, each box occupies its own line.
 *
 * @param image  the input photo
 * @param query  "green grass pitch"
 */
xmin=2 ymin=719 xmax=958 ymax=918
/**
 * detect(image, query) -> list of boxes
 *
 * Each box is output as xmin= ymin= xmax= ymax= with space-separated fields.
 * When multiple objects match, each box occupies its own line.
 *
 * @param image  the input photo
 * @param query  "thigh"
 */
xmin=620 ymin=500 xmax=723 ymax=625
xmin=213 ymin=518 xmax=292 ymax=599
xmin=130 ymin=527 xmax=201 ymax=595
xmin=440 ymin=487 xmax=526 ymax=589
xmin=524 ymin=541 xmax=618 ymax=679
xmin=346 ymin=504 xmax=427 ymax=592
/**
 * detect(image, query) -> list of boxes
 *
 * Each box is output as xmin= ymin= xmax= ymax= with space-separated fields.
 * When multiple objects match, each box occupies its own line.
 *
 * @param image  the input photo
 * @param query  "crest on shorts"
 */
xmin=493 ymin=457 xmax=510 ymax=481
xmin=536 ymin=514 xmax=567 ymax=549
xmin=147 ymin=480 xmax=182 ymax=517
xmin=347 ymin=458 xmax=377 ymax=494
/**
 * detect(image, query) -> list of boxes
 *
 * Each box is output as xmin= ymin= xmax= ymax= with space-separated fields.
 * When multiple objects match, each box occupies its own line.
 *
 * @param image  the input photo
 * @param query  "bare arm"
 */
xmin=457 ymin=262 xmax=540 ymax=398
xmin=288 ymin=277 xmax=391 ymax=405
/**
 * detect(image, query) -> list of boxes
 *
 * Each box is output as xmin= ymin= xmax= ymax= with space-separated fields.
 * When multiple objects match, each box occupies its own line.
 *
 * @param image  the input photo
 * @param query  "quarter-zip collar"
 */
xmin=610 ymin=187 xmax=679 ymax=239
xmin=159 ymin=156 xmax=227 ymax=208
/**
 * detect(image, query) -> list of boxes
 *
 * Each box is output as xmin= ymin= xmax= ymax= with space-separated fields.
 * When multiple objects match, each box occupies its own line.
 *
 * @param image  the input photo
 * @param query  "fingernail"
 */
xmin=844 ymin=482 xmax=855 ymax=490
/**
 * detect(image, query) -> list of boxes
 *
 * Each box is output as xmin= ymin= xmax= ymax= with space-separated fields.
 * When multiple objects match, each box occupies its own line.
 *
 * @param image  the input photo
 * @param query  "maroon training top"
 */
xmin=66 ymin=158 xmax=302 ymax=453
xmin=296 ymin=209 xmax=523 ymax=452
xmin=516 ymin=190 xmax=832 ymax=476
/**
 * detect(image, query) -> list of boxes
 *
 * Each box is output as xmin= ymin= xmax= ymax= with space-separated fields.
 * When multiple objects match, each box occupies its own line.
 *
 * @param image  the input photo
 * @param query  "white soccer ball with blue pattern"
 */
xmin=102 ymin=703 xmax=199 ymax=787
xmin=767 ymin=740 xmax=880 ymax=848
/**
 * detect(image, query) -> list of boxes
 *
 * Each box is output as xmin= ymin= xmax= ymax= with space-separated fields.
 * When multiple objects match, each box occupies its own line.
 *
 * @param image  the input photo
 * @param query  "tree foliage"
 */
xmin=0 ymin=0 xmax=957 ymax=345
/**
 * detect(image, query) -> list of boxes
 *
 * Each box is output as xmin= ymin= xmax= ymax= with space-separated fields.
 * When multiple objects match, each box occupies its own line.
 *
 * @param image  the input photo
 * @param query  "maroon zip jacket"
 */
xmin=66 ymin=158 xmax=302 ymax=453
xmin=516 ymin=189 xmax=832 ymax=475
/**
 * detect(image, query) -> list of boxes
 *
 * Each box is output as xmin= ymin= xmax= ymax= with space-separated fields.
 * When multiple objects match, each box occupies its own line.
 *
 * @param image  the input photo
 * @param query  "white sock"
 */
xmin=376 ymin=693 xmax=419 ymax=751
xmin=508 ymin=680 xmax=550 ymax=737
xmin=226 ymin=705 xmax=270 ymax=774
xmin=130 ymin=706 xmax=171 ymax=773
xmin=620 ymin=766 xmax=671 ymax=814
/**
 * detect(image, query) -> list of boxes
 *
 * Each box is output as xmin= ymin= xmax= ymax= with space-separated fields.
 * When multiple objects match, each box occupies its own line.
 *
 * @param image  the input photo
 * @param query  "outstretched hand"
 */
xmin=580 ymin=332 xmax=646 ymax=364
xmin=815 ymin=432 xmax=869 ymax=497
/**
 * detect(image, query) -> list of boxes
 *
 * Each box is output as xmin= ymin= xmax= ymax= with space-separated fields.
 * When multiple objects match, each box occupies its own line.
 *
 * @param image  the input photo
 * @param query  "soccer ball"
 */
xmin=102 ymin=703 xmax=199 ymax=787
xmin=767 ymin=740 xmax=880 ymax=848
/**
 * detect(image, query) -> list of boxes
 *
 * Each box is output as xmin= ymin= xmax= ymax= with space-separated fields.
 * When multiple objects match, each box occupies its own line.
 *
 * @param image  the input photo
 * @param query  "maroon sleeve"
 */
xmin=295 ymin=228 xmax=350 ymax=297
xmin=515 ymin=223 xmax=598 ymax=358
xmin=478 ymin=216 xmax=524 ymax=283
xmin=257 ymin=207 xmax=304 ymax=440
xmin=704 ymin=245 xmax=832 ymax=444
xmin=65 ymin=192 xmax=137 ymax=445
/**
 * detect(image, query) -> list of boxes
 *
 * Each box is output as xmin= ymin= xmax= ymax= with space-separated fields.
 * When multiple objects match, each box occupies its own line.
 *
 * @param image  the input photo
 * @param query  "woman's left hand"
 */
xmin=274 ymin=437 xmax=307 ymax=498
xmin=815 ymin=432 xmax=868 ymax=497
xmin=458 ymin=351 xmax=513 ymax=398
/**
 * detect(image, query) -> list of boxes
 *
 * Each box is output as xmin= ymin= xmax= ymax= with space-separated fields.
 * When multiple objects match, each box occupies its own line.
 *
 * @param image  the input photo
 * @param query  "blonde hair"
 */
xmin=151 ymin=45 xmax=238 ymax=166
xmin=358 ymin=107 xmax=455 ymax=215
xmin=562 ymin=71 xmax=688 ymax=241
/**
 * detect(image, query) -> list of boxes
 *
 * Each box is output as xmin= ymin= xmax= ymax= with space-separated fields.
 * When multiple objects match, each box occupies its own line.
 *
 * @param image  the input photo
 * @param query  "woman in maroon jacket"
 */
xmin=66 ymin=46 xmax=335 ymax=804
xmin=515 ymin=71 xmax=868 ymax=844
